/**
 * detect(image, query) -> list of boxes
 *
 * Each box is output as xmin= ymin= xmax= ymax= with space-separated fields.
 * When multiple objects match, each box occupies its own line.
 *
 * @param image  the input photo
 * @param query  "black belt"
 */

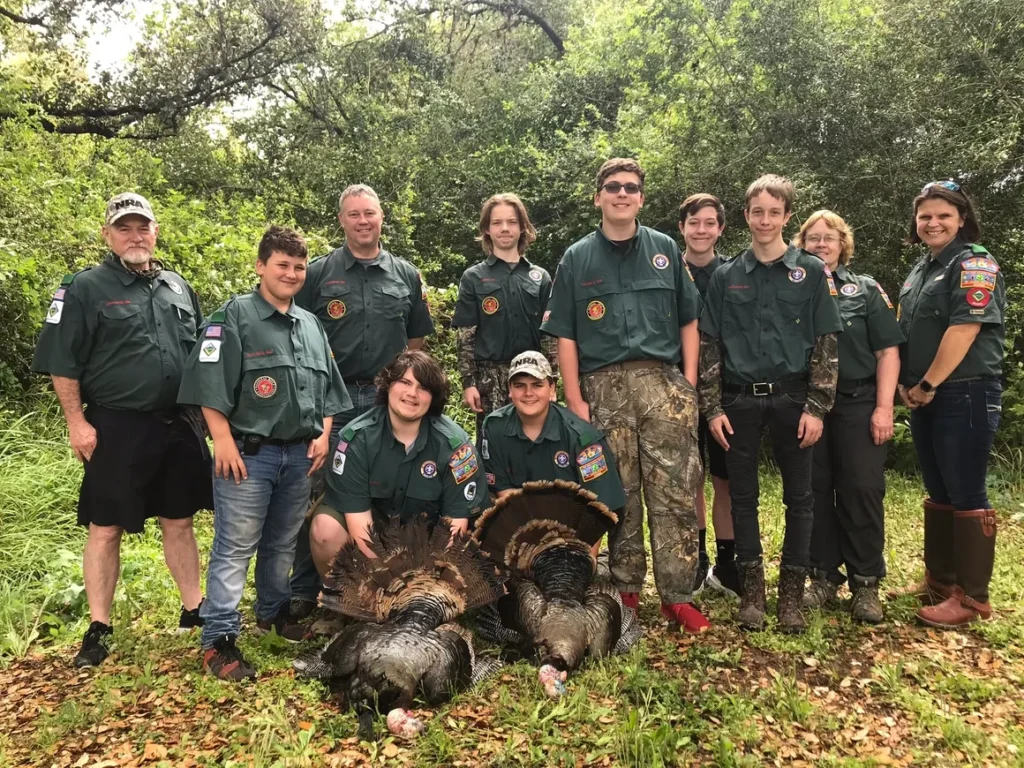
xmin=837 ymin=376 xmax=875 ymax=394
xmin=723 ymin=379 xmax=807 ymax=397
xmin=232 ymin=433 xmax=313 ymax=447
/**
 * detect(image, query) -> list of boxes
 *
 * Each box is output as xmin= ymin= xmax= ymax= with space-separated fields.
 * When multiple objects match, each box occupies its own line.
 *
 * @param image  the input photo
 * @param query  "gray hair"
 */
xmin=338 ymin=184 xmax=381 ymax=211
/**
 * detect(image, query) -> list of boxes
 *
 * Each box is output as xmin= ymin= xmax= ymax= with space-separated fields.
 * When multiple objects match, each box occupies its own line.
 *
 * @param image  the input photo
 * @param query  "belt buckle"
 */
xmin=752 ymin=382 xmax=773 ymax=397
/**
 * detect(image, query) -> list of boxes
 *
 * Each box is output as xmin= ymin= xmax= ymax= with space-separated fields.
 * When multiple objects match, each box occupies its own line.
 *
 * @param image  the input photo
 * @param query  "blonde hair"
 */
xmin=476 ymin=193 xmax=537 ymax=255
xmin=794 ymin=209 xmax=855 ymax=265
xmin=338 ymin=184 xmax=380 ymax=212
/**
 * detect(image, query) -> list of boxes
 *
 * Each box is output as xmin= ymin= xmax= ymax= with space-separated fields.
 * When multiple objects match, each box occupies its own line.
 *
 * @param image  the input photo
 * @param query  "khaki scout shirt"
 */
xmin=176 ymin=290 xmax=350 ymax=441
xmin=296 ymin=246 xmax=434 ymax=381
xmin=831 ymin=265 xmax=904 ymax=384
xmin=540 ymin=224 xmax=702 ymax=373
xmin=687 ymin=253 xmax=727 ymax=298
xmin=897 ymin=240 xmax=1005 ymax=386
xmin=31 ymin=254 xmax=202 ymax=411
xmin=326 ymin=406 xmax=485 ymax=523
xmin=482 ymin=402 xmax=626 ymax=510
xmin=699 ymin=246 xmax=843 ymax=384
xmin=451 ymin=255 xmax=552 ymax=363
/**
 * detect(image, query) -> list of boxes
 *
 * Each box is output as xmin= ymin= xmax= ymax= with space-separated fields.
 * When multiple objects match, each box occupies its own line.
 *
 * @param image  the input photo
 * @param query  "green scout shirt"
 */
xmin=31 ymin=254 xmax=202 ymax=411
xmin=296 ymin=246 xmax=435 ymax=381
xmin=540 ymin=224 xmax=702 ymax=373
xmin=481 ymin=402 xmax=626 ymax=510
xmin=897 ymin=239 xmax=1005 ymax=386
xmin=699 ymin=246 xmax=843 ymax=384
xmin=832 ymin=265 xmax=904 ymax=384
xmin=687 ymin=253 xmax=727 ymax=298
xmin=451 ymin=255 xmax=553 ymax=363
xmin=326 ymin=406 xmax=485 ymax=523
xmin=176 ymin=290 xmax=351 ymax=441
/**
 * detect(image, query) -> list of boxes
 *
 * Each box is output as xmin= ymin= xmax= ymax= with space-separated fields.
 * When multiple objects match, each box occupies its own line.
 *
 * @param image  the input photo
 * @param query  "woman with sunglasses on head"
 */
xmin=895 ymin=181 xmax=1005 ymax=628
xmin=794 ymin=211 xmax=904 ymax=623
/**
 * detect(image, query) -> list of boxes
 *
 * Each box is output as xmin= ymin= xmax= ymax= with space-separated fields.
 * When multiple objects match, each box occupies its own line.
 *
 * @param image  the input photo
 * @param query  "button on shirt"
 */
xmin=699 ymin=246 xmax=843 ymax=384
xmin=540 ymin=225 xmax=702 ymax=372
xmin=451 ymin=255 xmax=552 ymax=362
xmin=482 ymin=403 xmax=626 ymax=510
xmin=326 ymin=406 xmax=485 ymax=523
xmin=897 ymin=239 xmax=1005 ymax=386
xmin=176 ymin=290 xmax=351 ymax=441
xmin=296 ymin=246 xmax=434 ymax=381
xmin=831 ymin=265 xmax=904 ymax=383
xmin=32 ymin=255 xmax=202 ymax=411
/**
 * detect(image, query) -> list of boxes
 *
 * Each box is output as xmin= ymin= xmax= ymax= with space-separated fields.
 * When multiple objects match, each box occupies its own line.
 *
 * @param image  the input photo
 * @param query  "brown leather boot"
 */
xmin=917 ymin=509 xmax=996 ymax=628
xmin=776 ymin=566 xmax=807 ymax=634
xmin=736 ymin=560 xmax=767 ymax=631
xmin=888 ymin=499 xmax=955 ymax=604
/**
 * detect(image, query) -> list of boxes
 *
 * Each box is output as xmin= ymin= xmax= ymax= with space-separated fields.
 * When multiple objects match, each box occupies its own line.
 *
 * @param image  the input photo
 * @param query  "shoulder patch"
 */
xmin=60 ymin=272 xmax=75 ymax=286
xmin=209 ymin=308 xmax=227 ymax=323
xmin=969 ymin=244 xmax=990 ymax=255
xmin=434 ymin=415 xmax=469 ymax=450
xmin=341 ymin=426 xmax=356 ymax=441
xmin=961 ymin=257 xmax=998 ymax=274
xmin=876 ymin=284 xmax=894 ymax=310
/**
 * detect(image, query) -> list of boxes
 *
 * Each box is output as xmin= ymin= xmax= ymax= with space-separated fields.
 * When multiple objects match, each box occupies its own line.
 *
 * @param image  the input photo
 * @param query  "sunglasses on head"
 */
xmin=601 ymin=181 xmax=643 ymax=195
xmin=922 ymin=180 xmax=961 ymax=193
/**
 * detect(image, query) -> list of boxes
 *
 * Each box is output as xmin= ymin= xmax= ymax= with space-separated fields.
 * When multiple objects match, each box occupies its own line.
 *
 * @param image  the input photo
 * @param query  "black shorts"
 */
xmin=698 ymin=414 xmax=729 ymax=481
xmin=78 ymin=406 xmax=213 ymax=533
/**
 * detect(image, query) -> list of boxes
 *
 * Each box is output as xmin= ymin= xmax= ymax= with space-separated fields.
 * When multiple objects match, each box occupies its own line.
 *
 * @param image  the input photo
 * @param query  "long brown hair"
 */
xmin=476 ymin=193 xmax=537 ymax=255
xmin=375 ymin=350 xmax=450 ymax=417
xmin=907 ymin=182 xmax=980 ymax=244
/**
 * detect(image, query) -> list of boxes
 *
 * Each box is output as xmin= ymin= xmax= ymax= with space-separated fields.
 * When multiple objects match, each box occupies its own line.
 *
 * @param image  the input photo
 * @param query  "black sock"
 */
xmin=716 ymin=539 xmax=735 ymax=565
xmin=698 ymin=527 xmax=707 ymax=560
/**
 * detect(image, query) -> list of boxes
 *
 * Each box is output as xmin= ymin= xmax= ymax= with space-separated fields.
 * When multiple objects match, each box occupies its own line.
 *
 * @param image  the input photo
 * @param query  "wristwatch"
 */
xmin=918 ymin=379 xmax=935 ymax=394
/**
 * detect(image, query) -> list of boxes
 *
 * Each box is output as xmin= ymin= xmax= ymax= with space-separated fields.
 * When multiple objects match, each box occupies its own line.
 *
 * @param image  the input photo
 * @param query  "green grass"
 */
xmin=3 ymin=407 xmax=1024 ymax=766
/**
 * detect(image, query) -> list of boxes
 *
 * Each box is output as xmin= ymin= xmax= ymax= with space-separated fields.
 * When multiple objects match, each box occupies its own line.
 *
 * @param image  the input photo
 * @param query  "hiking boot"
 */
xmin=706 ymin=562 xmax=740 ymax=599
xmin=661 ymin=602 xmax=710 ymax=633
xmin=850 ymin=576 xmax=884 ymax=623
xmin=803 ymin=571 xmax=840 ymax=609
xmin=256 ymin=607 xmax=310 ymax=643
xmin=177 ymin=600 xmax=204 ymax=633
xmin=203 ymin=635 xmax=256 ymax=681
xmin=917 ymin=587 xmax=992 ymax=628
xmin=692 ymin=556 xmax=710 ymax=596
xmin=619 ymin=592 xmax=639 ymax=613
xmin=919 ymin=509 xmax=997 ymax=629
xmin=736 ymin=560 xmax=767 ymax=631
xmin=74 ymin=621 xmax=113 ymax=668
xmin=288 ymin=598 xmax=317 ymax=622
xmin=776 ymin=565 xmax=807 ymax=635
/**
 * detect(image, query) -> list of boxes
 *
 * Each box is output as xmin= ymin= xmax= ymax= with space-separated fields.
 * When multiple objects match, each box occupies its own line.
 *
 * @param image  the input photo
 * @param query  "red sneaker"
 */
xmin=661 ymin=602 xmax=710 ymax=633
xmin=619 ymin=592 xmax=639 ymax=612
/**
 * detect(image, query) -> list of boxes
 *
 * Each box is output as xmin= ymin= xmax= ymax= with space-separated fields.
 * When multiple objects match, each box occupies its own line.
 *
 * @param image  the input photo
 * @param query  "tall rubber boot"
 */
xmin=887 ymin=499 xmax=955 ymax=604
xmin=918 ymin=509 xmax=995 ymax=628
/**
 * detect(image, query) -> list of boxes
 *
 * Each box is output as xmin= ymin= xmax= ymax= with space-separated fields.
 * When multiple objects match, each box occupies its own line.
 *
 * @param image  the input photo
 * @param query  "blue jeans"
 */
xmin=201 ymin=441 xmax=312 ymax=649
xmin=910 ymin=378 xmax=1001 ymax=511
xmin=289 ymin=383 xmax=377 ymax=602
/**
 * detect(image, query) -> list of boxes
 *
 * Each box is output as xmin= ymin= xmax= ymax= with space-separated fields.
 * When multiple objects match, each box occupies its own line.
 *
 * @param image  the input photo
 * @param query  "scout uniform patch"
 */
xmin=652 ymin=253 xmax=670 ymax=270
xmin=327 ymin=299 xmax=346 ymax=319
xmin=486 ymin=472 xmax=496 ymax=486
xmin=463 ymin=480 xmax=477 ymax=501
xmin=788 ymin=268 xmax=806 ymax=283
xmin=45 ymin=299 xmax=64 ymax=324
xmin=554 ymin=450 xmax=571 ymax=468
xmin=205 ymin=325 xmax=222 ymax=338
xmin=878 ymin=285 xmax=894 ymax=310
xmin=529 ymin=269 xmax=543 ymax=282
xmin=576 ymin=444 xmax=603 ymax=464
xmin=421 ymin=460 xmax=438 ymax=478
xmin=840 ymin=283 xmax=858 ymax=296
xmin=578 ymin=443 xmax=609 ymax=481
xmin=167 ymin=281 xmax=183 ymax=295
xmin=542 ymin=309 xmax=551 ymax=322
xmin=199 ymin=340 xmax=221 ymax=363
xmin=966 ymin=289 xmax=991 ymax=308
xmin=960 ymin=271 xmax=996 ymax=290
xmin=253 ymin=375 xmax=277 ymax=398
xmin=826 ymin=275 xmax=838 ymax=296
xmin=962 ymin=257 xmax=998 ymax=273
xmin=449 ymin=445 xmax=478 ymax=484
xmin=481 ymin=296 xmax=500 ymax=315
xmin=332 ymin=450 xmax=346 ymax=475
xmin=586 ymin=300 xmax=605 ymax=320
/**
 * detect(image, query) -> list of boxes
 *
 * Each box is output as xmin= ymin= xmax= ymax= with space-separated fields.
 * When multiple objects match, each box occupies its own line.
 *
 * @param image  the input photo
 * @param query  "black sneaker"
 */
xmin=178 ymin=600 xmax=204 ymax=633
xmin=693 ymin=557 xmax=710 ymax=596
xmin=203 ymin=635 xmax=256 ymax=681
xmin=74 ymin=621 xmax=113 ymax=668
xmin=255 ymin=607 xmax=309 ymax=643
xmin=706 ymin=562 xmax=741 ymax=599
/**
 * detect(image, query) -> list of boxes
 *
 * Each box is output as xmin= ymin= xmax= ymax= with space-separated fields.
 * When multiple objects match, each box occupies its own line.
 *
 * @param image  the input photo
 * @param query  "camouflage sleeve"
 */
xmin=805 ymin=332 xmax=839 ymax=419
xmin=457 ymin=326 xmax=478 ymax=389
xmin=697 ymin=332 xmax=724 ymax=421
xmin=541 ymin=334 xmax=559 ymax=377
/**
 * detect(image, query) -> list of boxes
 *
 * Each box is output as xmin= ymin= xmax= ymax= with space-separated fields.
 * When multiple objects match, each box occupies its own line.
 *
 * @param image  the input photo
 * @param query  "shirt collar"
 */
xmin=934 ymin=237 xmax=965 ymax=267
xmin=342 ymin=244 xmax=393 ymax=271
xmin=251 ymin=289 xmax=297 ymax=320
xmin=385 ymin=412 xmax=431 ymax=455
xmin=507 ymin=405 xmax=561 ymax=443
xmin=835 ymin=263 xmax=853 ymax=282
xmin=485 ymin=253 xmax=532 ymax=269
xmin=104 ymin=253 xmax=156 ymax=285
xmin=741 ymin=244 xmax=801 ymax=273
xmin=595 ymin=221 xmax=642 ymax=248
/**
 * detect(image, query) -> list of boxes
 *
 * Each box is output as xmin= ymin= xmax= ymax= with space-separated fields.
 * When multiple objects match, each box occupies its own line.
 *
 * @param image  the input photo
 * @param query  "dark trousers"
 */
xmin=810 ymin=385 xmax=887 ymax=582
xmin=910 ymin=378 xmax=1001 ymax=511
xmin=723 ymin=388 xmax=814 ymax=568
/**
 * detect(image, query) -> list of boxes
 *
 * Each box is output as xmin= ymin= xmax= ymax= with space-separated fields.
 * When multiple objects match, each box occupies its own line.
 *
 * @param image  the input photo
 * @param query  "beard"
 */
xmin=119 ymin=247 xmax=154 ymax=266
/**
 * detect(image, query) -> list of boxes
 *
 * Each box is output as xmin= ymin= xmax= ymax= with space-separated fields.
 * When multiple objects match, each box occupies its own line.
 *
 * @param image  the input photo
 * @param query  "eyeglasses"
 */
xmin=601 ymin=182 xmax=643 ymax=195
xmin=922 ymin=180 xmax=961 ymax=193
xmin=803 ymin=234 xmax=841 ymax=245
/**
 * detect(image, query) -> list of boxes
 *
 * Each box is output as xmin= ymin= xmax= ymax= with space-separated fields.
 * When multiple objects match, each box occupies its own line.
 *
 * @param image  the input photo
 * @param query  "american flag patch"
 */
xmin=205 ymin=325 xmax=222 ymax=338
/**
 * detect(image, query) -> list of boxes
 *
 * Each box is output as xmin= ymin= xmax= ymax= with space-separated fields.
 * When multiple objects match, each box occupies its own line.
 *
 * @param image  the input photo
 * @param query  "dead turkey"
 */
xmin=471 ymin=480 xmax=642 ymax=697
xmin=297 ymin=519 xmax=505 ymax=739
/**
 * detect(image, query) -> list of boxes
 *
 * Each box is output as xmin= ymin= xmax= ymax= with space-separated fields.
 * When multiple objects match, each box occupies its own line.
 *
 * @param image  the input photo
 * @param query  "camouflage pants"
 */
xmin=582 ymin=364 xmax=702 ymax=604
xmin=473 ymin=362 xmax=511 ymax=448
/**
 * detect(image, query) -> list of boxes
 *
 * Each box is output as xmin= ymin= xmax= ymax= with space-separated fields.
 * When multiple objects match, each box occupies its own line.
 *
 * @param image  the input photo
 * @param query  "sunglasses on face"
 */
xmin=601 ymin=182 xmax=643 ymax=195
xmin=922 ymin=180 xmax=961 ymax=193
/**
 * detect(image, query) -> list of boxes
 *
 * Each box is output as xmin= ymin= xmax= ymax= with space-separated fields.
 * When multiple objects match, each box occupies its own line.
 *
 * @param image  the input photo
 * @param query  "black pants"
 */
xmin=723 ymin=388 xmax=813 ymax=568
xmin=810 ymin=385 xmax=887 ymax=582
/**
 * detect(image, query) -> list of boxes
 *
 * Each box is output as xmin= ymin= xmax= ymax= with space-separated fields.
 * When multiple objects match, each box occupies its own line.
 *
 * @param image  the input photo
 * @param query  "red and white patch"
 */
xmin=485 ymin=472 xmax=496 ymax=486
xmin=327 ymin=299 xmax=346 ymax=319
xmin=542 ymin=310 xmax=551 ymax=322
xmin=587 ymin=300 xmax=605 ymax=320
xmin=253 ymin=376 xmax=278 ymax=398
xmin=482 ymin=296 xmax=500 ymax=315
xmin=966 ymin=289 xmax=991 ymax=308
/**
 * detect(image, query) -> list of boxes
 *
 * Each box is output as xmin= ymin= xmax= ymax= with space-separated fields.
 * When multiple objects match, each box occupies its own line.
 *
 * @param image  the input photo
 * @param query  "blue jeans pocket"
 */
xmin=985 ymin=390 xmax=1002 ymax=432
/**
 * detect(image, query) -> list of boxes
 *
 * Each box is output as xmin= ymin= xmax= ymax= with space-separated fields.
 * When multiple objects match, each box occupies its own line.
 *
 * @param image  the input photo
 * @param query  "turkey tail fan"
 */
xmin=320 ymin=517 xmax=506 ymax=625
xmin=612 ymin=592 xmax=642 ymax=654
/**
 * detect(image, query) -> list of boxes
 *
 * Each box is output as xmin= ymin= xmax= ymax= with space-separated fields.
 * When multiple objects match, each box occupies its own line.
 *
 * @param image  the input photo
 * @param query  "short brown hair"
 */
xmin=375 ymin=350 xmax=450 ymax=418
xmin=596 ymin=158 xmax=645 ymax=193
xmin=745 ymin=174 xmax=795 ymax=213
xmin=477 ymin=193 xmax=537 ymax=255
xmin=794 ymin=210 xmax=855 ymax=266
xmin=907 ymin=182 xmax=980 ymax=244
xmin=258 ymin=226 xmax=308 ymax=264
xmin=679 ymin=193 xmax=725 ymax=226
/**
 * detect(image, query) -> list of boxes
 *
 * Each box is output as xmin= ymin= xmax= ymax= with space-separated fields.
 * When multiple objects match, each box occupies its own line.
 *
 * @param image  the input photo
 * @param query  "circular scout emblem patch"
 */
xmin=840 ymin=283 xmax=858 ymax=296
xmin=464 ymin=481 xmax=477 ymax=501
xmin=421 ymin=461 xmax=438 ymax=478
xmin=253 ymin=376 xmax=277 ymax=398
xmin=529 ymin=269 xmax=543 ymax=282
xmin=167 ymin=281 xmax=183 ymax=295
xmin=327 ymin=299 xmax=346 ymax=319
xmin=586 ymin=300 xmax=606 ymax=320
xmin=788 ymin=268 xmax=806 ymax=283
xmin=966 ymin=289 xmax=991 ymax=308
xmin=482 ymin=296 xmax=500 ymax=315
xmin=652 ymin=253 xmax=670 ymax=270
xmin=554 ymin=450 xmax=571 ymax=468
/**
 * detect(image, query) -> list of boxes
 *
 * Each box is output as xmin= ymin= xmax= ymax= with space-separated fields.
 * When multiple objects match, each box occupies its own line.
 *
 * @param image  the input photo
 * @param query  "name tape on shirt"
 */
xmin=199 ymin=340 xmax=222 ymax=363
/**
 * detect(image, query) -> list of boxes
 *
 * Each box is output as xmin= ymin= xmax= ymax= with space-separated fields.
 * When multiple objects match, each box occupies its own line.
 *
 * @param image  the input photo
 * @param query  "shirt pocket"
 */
xmin=378 ymin=283 xmax=412 ymax=321
xmin=170 ymin=300 xmax=198 ymax=343
xmin=404 ymin=473 xmax=442 ymax=521
xmin=319 ymin=283 xmax=353 ymax=322
xmin=239 ymin=354 xmax=292 ymax=408
xmin=98 ymin=302 xmax=146 ymax=347
xmin=722 ymin=288 xmax=755 ymax=332
xmin=633 ymin=278 xmax=676 ymax=327
xmin=575 ymin=284 xmax=621 ymax=339
xmin=776 ymin=285 xmax=812 ymax=327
